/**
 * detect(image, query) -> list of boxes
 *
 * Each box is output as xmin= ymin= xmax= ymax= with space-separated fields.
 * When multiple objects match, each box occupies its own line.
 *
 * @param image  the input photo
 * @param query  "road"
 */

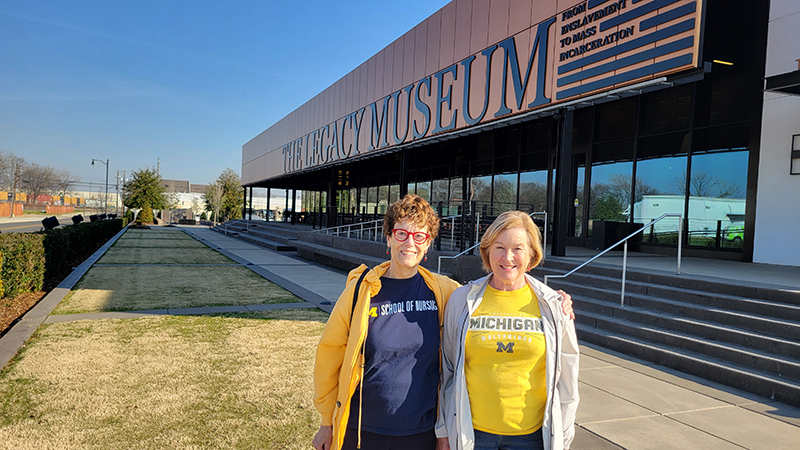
xmin=0 ymin=215 xmax=75 ymax=233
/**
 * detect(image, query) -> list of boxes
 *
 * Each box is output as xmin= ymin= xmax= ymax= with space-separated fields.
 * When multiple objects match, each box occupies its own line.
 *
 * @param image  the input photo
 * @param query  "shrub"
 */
xmin=138 ymin=204 xmax=154 ymax=223
xmin=42 ymin=219 xmax=125 ymax=289
xmin=0 ymin=234 xmax=45 ymax=298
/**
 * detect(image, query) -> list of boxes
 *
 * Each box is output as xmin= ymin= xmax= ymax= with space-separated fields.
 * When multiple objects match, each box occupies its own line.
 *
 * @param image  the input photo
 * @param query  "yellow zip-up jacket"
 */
xmin=313 ymin=261 xmax=461 ymax=450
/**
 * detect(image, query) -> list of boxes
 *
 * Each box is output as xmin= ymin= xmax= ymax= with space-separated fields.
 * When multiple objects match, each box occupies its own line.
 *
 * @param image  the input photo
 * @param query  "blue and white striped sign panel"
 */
xmin=554 ymin=0 xmax=702 ymax=101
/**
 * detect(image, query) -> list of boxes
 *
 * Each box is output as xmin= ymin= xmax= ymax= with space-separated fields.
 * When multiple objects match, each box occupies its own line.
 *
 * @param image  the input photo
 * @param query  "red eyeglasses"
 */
xmin=392 ymin=228 xmax=430 ymax=244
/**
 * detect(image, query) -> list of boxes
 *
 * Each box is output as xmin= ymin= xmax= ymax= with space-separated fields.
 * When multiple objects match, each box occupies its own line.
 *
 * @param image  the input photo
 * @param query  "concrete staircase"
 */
xmin=211 ymin=220 xmax=298 ymax=252
xmin=535 ymin=259 xmax=800 ymax=407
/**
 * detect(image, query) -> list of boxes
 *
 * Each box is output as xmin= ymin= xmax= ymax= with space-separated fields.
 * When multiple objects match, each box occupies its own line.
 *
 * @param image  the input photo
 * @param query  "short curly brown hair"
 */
xmin=383 ymin=194 xmax=440 ymax=240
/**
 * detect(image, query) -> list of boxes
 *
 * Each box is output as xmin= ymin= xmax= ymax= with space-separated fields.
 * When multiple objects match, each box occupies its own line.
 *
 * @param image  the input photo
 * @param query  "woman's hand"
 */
xmin=436 ymin=437 xmax=451 ymax=450
xmin=557 ymin=290 xmax=575 ymax=320
xmin=312 ymin=425 xmax=332 ymax=450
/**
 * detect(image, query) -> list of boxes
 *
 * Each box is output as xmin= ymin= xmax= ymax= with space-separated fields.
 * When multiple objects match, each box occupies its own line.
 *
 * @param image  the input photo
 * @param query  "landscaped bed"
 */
xmin=0 ymin=292 xmax=46 ymax=336
xmin=0 ymin=309 xmax=327 ymax=450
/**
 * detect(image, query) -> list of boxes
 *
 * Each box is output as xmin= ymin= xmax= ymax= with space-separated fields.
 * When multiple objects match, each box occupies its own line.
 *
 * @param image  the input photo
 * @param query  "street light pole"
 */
xmin=91 ymin=158 xmax=109 ymax=214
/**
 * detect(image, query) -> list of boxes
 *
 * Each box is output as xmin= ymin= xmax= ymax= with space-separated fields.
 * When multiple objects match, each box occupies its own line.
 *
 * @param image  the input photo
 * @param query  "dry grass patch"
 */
xmin=97 ymin=247 xmax=234 ymax=264
xmin=0 ymin=309 xmax=328 ymax=450
xmin=53 ymin=266 xmax=298 ymax=314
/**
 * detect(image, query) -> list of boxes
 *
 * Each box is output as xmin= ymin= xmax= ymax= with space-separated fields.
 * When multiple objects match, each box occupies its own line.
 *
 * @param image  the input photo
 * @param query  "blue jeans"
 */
xmin=473 ymin=428 xmax=544 ymax=450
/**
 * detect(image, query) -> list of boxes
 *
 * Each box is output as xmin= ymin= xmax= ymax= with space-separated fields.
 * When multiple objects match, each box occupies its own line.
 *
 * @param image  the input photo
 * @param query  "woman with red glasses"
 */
xmin=312 ymin=195 xmax=573 ymax=450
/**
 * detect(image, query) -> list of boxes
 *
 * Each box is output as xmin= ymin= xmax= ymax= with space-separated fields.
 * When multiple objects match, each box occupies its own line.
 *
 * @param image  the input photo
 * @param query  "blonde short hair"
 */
xmin=383 ymin=194 xmax=440 ymax=239
xmin=479 ymin=211 xmax=543 ymax=273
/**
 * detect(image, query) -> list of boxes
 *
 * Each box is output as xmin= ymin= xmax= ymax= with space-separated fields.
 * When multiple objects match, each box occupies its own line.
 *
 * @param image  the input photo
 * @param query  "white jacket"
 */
xmin=435 ymin=273 xmax=580 ymax=450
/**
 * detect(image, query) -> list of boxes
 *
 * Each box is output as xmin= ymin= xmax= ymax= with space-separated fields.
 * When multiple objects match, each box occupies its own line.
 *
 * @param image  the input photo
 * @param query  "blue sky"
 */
xmin=0 ymin=0 xmax=449 ymax=187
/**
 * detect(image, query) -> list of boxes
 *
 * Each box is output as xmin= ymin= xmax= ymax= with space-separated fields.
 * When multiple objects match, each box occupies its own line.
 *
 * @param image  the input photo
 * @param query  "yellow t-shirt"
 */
xmin=464 ymin=284 xmax=547 ymax=435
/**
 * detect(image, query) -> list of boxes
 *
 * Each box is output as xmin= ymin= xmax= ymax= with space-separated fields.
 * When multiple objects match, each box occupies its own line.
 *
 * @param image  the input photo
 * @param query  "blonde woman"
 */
xmin=437 ymin=211 xmax=579 ymax=450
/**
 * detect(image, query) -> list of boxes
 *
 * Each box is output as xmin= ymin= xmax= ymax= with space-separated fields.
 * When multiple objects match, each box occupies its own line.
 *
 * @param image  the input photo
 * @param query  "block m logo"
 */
xmin=496 ymin=342 xmax=515 ymax=353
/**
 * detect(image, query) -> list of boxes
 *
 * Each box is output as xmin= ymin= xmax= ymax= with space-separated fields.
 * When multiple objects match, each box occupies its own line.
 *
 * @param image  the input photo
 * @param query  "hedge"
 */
xmin=0 ymin=233 xmax=45 ymax=298
xmin=0 ymin=218 xmax=127 ymax=298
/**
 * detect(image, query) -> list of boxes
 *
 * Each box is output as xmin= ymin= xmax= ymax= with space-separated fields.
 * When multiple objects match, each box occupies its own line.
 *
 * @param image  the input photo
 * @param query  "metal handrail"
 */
xmin=544 ymin=213 xmax=683 ymax=306
xmin=437 ymin=211 xmax=548 ymax=275
xmin=312 ymin=218 xmax=385 ymax=242
xmin=311 ymin=214 xmax=463 ymax=243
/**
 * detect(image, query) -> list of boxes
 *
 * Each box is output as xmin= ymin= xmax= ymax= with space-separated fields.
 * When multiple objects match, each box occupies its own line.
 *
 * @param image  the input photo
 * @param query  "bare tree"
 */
xmin=0 ymin=152 xmax=26 ymax=192
xmin=203 ymin=181 xmax=223 ymax=223
xmin=21 ymin=163 xmax=56 ymax=205
xmin=53 ymin=169 xmax=78 ymax=196
xmin=676 ymin=171 xmax=741 ymax=198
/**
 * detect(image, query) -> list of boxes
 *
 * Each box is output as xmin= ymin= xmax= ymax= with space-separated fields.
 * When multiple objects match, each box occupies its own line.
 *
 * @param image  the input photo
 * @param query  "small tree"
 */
xmin=138 ymin=204 xmax=154 ymax=223
xmin=190 ymin=197 xmax=203 ymax=219
xmin=219 ymin=168 xmax=244 ymax=221
xmin=203 ymin=182 xmax=223 ymax=224
xmin=204 ymin=169 xmax=244 ymax=222
xmin=123 ymin=168 xmax=168 ymax=211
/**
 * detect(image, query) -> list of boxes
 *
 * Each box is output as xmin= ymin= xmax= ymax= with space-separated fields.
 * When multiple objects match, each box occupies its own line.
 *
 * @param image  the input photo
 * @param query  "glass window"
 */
xmin=524 ymin=120 xmax=555 ymax=154
xmin=349 ymin=188 xmax=358 ymax=214
xmin=639 ymin=84 xmax=693 ymax=135
xmin=589 ymin=140 xmax=634 ymax=235
xmin=378 ymin=185 xmax=389 ymax=214
xmin=572 ymin=107 xmax=593 ymax=146
xmin=476 ymin=133 xmax=494 ymax=161
xmin=367 ymin=186 xmax=378 ymax=215
xmin=694 ymin=74 xmax=751 ymax=128
xmin=432 ymin=178 xmax=448 ymax=205
xmin=449 ymin=177 xmax=464 ymax=216
xmin=684 ymin=124 xmax=749 ymax=249
xmin=469 ymin=175 xmax=492 ymax=216
xmin=358 ymin=187 xmax=370 ymax=214
xmin=568 ymin=154 xmax=586 ymax=238
xmin=493 ymin=173 xmax=518 ymax=215
xmin=686 ymin=150 xmax=748 ymax=249
xmin=519 ymin=149 xmax=550 ymax=214
xmin=389 ymin=184 xmax=400 ymax=205
xmin=633 ymin=132 xmax=689 ymax=243
xmin=496 ymin=127 xmax=522 ymax=158
xmin=594 ymin=97 xmax=637 ymax=142
xmin=519 ymin=171 xmax=548 ymax=213
xmin=417 ymin=181 xmax=431 ymax=201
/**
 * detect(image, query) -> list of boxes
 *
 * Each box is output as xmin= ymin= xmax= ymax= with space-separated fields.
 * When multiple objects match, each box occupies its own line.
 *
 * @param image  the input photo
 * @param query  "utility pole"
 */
xmin=91 ymin=158 xmax=109 ymax=214
xmin=115 ymin=170 xmax=120 ymax=216
xmin=10 ymin=163 xmax=18 ymax=217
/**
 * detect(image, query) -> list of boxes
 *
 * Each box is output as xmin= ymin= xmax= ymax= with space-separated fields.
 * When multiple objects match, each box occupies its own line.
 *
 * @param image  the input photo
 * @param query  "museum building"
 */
xmin=241 ymin=0 xmax=800 ymax=266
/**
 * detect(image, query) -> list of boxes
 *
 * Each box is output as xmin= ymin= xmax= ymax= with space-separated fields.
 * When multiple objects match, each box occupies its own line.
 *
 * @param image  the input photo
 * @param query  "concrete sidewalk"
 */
xmin=182 ymin=225 xmax=800 ymax=450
